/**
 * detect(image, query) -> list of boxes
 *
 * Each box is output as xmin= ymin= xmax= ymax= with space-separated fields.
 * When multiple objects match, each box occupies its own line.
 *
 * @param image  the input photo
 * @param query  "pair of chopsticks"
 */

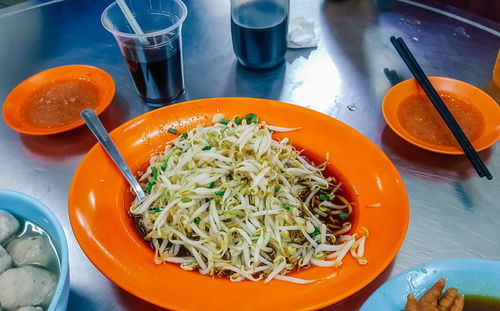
xmin=390 ymin=36 xmax=492 ymax=180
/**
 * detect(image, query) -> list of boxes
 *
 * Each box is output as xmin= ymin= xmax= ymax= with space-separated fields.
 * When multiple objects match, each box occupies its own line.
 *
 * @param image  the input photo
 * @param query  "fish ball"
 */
xmin=0 ymin=245 xmax=12 ymax=274
xmin=0 ymin=210 xmax=20 ymax=244
xmin=0 ymin=266 xmax=56 ymax=310
xmin=6 ymin=236 xmax=53 ymax=268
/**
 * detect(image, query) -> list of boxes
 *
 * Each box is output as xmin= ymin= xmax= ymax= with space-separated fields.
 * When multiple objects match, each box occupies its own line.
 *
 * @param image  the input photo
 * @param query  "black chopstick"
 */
xmin=389 ymin=36 xmax=492 ymax=180
xmin=393 ymin=37 xmax=487 ymax=179
xmin=394 ymin=37 xmax=491 ymax=179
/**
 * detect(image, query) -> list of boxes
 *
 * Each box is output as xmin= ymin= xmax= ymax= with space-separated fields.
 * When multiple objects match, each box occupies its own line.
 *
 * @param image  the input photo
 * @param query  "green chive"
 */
xmin=168 ymin=127 xmax=177 ymax=134
xmin=235 ymin=117 xmax=242 ymax=125
xmin=310 ymin=226 xmax=320 ymax=238
xmin=194 ymin=217 xmax=201 ymax=225
xmin=319 ymin=194 xmax=329 ymax=201
xmin=221 ymin=119 xmax=229 ymax=125
xmin=202 ymin=146 xmax=212 ymax=151
xmin=283 ymin=203 xmax=290 ymax=211
xmin=339 ymin=213 xmax=349 ymax=220
xmin=243 ymin=113 xmax=258 ymax=124
xmin=154 ymin=207 xmax=161 ymax=214
xmin=182 ymin=132 xmax=188 ymax=139
xmin=274 ymin=185 xmax=280 ymax=192
xmin=181 ymin=198 xmax=192 ymax=203
xmin=151 ymin=167 xmax=158 ymax=180
xmin=146 ymin=180 xmax=155 ymax=192
xmin=215 ymin=191 xmax=225 ymax=196
xmin=208 ymin=181 xmax=215 ymax=189
xmin=161 ymin=163 xmax=167 ymax=171
xmin=166 ymin=152 xmax=173 ymax=161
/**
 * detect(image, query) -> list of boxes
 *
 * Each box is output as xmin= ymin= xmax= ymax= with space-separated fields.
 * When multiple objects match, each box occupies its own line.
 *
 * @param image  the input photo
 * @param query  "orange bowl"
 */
xmin=68 ymin=98 xmax=409 ymax=311
xmin=2 ymin=65 xmax=115 ymax=135
xmin=382 ymin=76 xmax=500 ymax=154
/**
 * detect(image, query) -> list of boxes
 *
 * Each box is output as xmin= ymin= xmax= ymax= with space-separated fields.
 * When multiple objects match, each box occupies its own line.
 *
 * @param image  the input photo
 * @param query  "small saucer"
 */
xmin=3 ymin=65 xmax=115 ymax=135
xmin=382 ymin=76 xmax=500 ymax=154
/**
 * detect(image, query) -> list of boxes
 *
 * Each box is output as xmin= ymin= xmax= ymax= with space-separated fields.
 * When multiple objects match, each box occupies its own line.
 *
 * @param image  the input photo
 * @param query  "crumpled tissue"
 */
xmin=287 ymin=17 xmax=318 ymax=49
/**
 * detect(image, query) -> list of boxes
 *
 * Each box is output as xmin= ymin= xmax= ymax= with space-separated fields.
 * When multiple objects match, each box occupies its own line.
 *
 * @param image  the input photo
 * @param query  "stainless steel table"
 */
xmin=1 ymin=0 xmax=499 ymax=310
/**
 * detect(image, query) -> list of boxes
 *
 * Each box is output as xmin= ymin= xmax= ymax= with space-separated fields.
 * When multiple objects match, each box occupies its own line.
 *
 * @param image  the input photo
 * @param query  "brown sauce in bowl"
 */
xmin=397 ymin=93 xmax=485 ymax=147
xmin=464 ymin=295 xmax=500 ymax=311
xmin=21 ymin=79 xmax=100 ymax=128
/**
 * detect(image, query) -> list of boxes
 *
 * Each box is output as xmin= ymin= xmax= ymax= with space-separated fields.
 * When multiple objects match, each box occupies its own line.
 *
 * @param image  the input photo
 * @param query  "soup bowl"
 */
xmin=0 ymin=189 xmax=70 ymax=311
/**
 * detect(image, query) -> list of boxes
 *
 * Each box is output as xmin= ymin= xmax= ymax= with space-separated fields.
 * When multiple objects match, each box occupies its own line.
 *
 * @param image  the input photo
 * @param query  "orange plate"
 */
xmin=2 ymin=65 xmax=115 ymax=135
xmin=382 ymin=76 xmax=500 ymax=154
xmin=69 ymin=98 xmax=409 ymax=311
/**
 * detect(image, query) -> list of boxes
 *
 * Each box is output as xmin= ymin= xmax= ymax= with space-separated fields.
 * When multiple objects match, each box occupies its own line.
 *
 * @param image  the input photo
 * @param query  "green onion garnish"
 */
xmin=202 ymin=146 xmax=212 ymax=151
xmin=243 ymin=113 xmax=258 ymax=124
xmin=194 ymin=217 xmax=201 ymax=225
xmin=221 ymin=119 xmax=229 ymax=125
xmin=235 ymin=117 xmax=242 ymax=125
xmin=283 ymin=203 xmax=290 ymax=211
xmin=154 ymin=207 xmax=161 ymax=214
xmin=161 ymin=163 xmax=167 ymax=171
xmin=319 ymin=194 xmax=329 ymax=201
xmin=168 ymin=127 xmax=177 ymax=134
xmin=310 ymin=226 xmax=320 ymax=238
xmin=151 ymin=167 xmax=158 ymax=180
xmin=208 ymin=182 xmax=215 ymax=189
xmin=146 ymin=180 xmax=155 ymax=192
xmin=274 ymin=185 xmax=280 ymax=192
xmin=182 ymin=132 xmax=188 ymax=139
xmin=215 ymin=191 xmax=225 ymax=196
xmin=339 ymin=213 xmax=349 ymax=220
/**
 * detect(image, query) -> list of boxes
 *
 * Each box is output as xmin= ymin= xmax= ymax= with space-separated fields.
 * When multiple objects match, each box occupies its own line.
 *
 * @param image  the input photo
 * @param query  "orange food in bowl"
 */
xmin=3 ymin=65 xmax=115 ymax=135
xmin=69 ymin=97 xmax=409 ymax=311
xmin=397 ymin=92 xmax=485 ymax=147
xmin=383 ymin=77 xmax=500 ymax=154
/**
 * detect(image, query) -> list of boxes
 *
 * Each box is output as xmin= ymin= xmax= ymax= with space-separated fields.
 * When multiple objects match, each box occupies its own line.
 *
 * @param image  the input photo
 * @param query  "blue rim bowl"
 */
xmin=360 ymin=258 xmax=500 ymax=310
xmin=0 ymin=189 xmax=69 ymax=311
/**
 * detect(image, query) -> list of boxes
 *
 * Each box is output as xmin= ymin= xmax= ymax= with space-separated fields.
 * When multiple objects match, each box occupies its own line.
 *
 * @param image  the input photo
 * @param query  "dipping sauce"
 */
xmin=21 ymin=79 xmax=100 ymax=128
xmin=397 ymin=93 xmax=485 ymax=147
xmin=464 ymin=295 xmax=500 ymax=311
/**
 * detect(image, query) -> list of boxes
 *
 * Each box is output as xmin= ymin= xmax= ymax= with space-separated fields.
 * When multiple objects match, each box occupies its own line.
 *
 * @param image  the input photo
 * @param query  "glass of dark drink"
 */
xmin=102 ymin=0 xmax=187 ymax=105
xmin=230 ymin=0 xmax=289 ymax=70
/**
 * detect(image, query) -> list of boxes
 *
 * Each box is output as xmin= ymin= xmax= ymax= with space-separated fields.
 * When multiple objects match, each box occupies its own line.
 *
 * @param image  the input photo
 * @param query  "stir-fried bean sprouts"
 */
xmin=130 ymin=114 xmax=368 ymax=283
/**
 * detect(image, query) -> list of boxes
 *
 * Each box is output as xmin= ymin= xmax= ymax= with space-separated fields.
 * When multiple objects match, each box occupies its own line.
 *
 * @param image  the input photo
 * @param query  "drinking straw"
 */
xmin=115 ymin=0 xmax=149 ymax=45
xmin=390 ymin=36 xmax=492 ymax=180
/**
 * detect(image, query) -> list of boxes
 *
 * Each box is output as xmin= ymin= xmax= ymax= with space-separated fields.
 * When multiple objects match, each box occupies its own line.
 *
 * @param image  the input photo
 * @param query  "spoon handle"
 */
xmin=81 ymin=109 xmax=146 ymax=202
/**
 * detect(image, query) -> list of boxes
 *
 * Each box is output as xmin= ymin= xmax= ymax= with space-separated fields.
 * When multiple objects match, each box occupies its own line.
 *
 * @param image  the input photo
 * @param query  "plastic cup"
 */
xmin=102 ymin=0 xmax=187 ymax=105
xmin=230 ymin=0 xmax=289 ymax=69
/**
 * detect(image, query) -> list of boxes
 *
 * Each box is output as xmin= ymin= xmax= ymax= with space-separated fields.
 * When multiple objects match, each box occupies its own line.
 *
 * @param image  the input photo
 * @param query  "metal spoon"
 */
xmin=81 ymin=109 xmax=146 ymax=202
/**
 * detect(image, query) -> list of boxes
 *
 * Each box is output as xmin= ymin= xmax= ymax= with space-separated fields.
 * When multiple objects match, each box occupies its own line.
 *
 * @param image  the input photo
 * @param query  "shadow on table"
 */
xmin=19 ymin=95 xmax=129 ymax=159
xmin=67 ymin=288 xmax=102 ymax=311
xmin=380 ymin=125 xmax=493 ymax=182
xmin=321 ymin=260 xmax=396 ymax=310
xmin=112 ymin=283 xmax=165 ymax=311
xmin=223 ymin=60 xmax=286 ymax=99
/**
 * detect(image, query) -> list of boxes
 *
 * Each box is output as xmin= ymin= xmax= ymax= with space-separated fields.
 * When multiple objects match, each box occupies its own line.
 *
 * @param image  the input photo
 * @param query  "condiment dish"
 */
xmin=382 ymin=76 xmax=500 ymax=154
xmin=2 ymin=65 xmax=115 ymax=135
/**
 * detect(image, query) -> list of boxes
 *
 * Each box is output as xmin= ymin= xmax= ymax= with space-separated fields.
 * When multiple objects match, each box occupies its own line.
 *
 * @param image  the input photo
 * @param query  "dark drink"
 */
xmin=121 ymin=37 xmax=184 ymax=104
xmin=231 ymin=1 xmax=288 ymax=69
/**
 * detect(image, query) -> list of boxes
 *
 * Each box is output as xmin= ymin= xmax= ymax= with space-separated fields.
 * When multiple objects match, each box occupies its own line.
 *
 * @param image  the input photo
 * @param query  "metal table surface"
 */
xmin=1 ymin=0 xmax=499 ymax=310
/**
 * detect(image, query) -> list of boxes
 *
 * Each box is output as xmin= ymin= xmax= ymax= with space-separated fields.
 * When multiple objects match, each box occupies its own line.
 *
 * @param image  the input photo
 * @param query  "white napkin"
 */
xmin=287 ymin=17 xmax=318 ymax=49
